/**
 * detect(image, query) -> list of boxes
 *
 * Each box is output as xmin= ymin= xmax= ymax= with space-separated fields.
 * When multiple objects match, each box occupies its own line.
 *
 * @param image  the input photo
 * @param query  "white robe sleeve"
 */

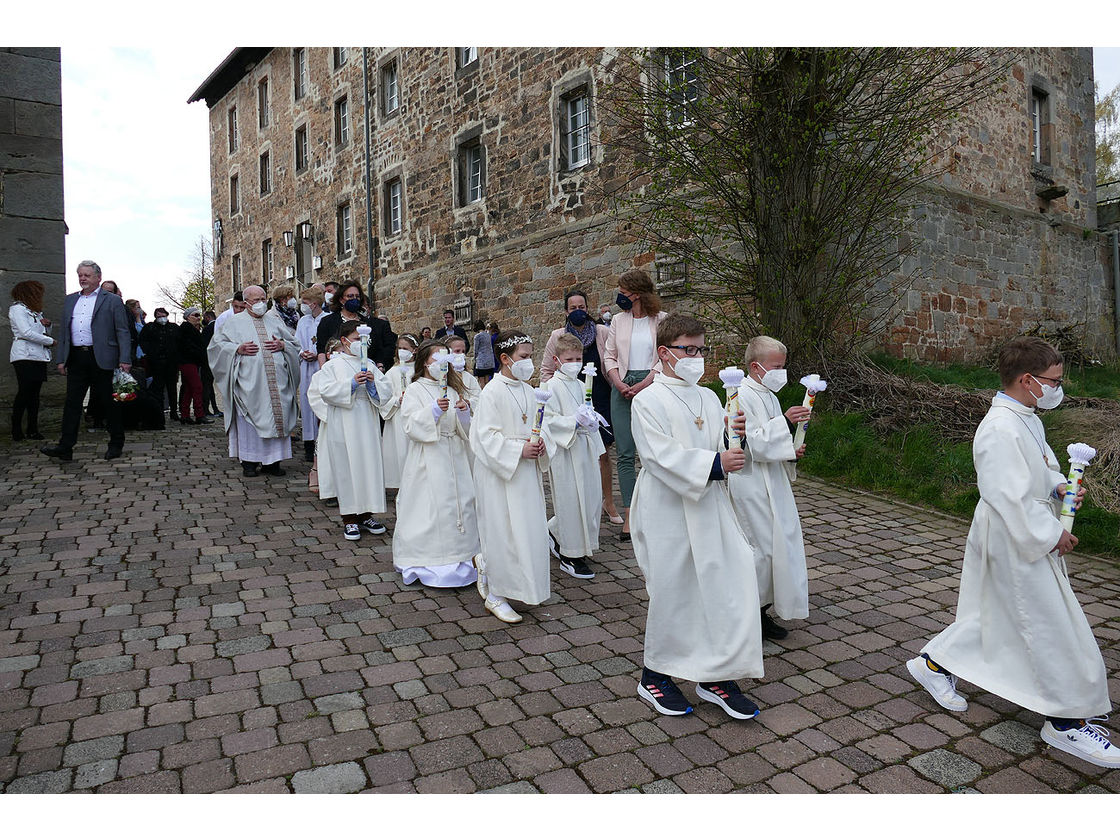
xmin=470 ymin=389 xmax=527 ymax=483
xmin=543 ymin=380 xmax=579 ymax=453
xmin=631 ymin=390 xmax=718 ymax=504
xmin=315 ymin=361 xmax=356 ymax=409
xmin=401 ymin=383 xmax=441 ymax=444
xmin=744 ymin=415 xmax=796 ymax=463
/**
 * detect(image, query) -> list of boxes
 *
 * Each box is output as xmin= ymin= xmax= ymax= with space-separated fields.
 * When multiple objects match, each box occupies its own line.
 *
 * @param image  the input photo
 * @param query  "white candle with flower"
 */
xmin=529 ymin=388 xmax=552 ymax=445
xmin=432 ymin=350 xmax=451 ymax=400
xmin=356 ymin=324 xmax=372 ymax=372
xmin=1060 ymin=442 xmax=1097 ymax=531
xmin=792 ymin=374 xmax=828 ymax=450
xmin=718 ymin=366 xmax=745 ymax=450
xmin=581 ymin=362 xmax=597 ymax=407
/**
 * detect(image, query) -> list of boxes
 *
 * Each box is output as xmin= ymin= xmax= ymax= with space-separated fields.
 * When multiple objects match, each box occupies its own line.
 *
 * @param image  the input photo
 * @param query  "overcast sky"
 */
xmin=11 ymin=2 xmax=1120 ymax=320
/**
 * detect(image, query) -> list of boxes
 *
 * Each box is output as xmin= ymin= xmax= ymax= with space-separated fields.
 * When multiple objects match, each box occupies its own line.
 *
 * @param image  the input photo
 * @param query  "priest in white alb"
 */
xmin=208 ymin=285 xmax=300 ymax=478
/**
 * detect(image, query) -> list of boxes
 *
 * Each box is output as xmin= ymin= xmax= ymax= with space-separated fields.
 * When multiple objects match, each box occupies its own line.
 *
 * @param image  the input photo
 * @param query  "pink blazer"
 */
xmin=604 ymin=310 xmax=667 ymax=381
xmin=539 ymin=324 xmax=608 ymax=383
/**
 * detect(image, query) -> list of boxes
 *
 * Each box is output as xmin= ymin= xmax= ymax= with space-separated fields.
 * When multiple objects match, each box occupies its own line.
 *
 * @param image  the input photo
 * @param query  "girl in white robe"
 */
xmin=380 ymin=334 xmax=418 ymax=490
xmin=392 ymin=341 xmax=480 ymax=588
xmin=469 ymin=332 xmax=551 ymax=624
xmin=543 ymin=335 xmax=605 ymax=578
xmin=307 ymin=324 xmax=393 ymax=541
xmin=910 ymin=338 xmax=1116 ymax=769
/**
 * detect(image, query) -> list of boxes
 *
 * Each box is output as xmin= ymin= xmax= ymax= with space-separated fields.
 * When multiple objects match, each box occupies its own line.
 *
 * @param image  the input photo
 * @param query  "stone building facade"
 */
xmin=0 ymin=48 xmax=66 ymax=397
xmin=191 ymin=47 xmax=1117 ymax=363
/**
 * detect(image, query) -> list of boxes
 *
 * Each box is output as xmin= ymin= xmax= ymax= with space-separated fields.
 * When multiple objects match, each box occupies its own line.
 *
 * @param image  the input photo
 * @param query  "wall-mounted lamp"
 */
xmin=313 ymin=255 xmax=323 ymax=270
xmin=300 ymin=221 xmax=314 ymax=241
xmin=282 ymin=230 xmax=294 ymax=247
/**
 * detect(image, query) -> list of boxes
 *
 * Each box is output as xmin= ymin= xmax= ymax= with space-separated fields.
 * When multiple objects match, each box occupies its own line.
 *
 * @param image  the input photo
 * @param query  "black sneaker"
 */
xmin=343 ymin=523 xmax=361 ymax=541
xmin=260 ymin=463 xmax=286 ymax=476
xmin=760 ymin=608 xmax=789 ymax=641
xmin=637 ymin=668 xmax=693 ymax=716
xmin=360 ymin=517 xmax=387 ymax=535
xmin=549 ymin=532 xmax=561 ymax=559
xmin=559 ymin=556 xmax=595 ymax=579
xmin=696 ymin=680 xmax=760 ymax=720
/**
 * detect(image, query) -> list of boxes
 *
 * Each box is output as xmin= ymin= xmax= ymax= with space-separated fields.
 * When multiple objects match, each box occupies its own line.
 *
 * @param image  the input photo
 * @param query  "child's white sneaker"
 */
xmin=907 ymin=655 xmax=968 ymax=712
xmin=472 ymin=553 xmax=488 ymax=599
xmin=484 ymin=596 xmax=522 ymax=624
xmin=1041 ymin=718 xmax=1120 ymax=769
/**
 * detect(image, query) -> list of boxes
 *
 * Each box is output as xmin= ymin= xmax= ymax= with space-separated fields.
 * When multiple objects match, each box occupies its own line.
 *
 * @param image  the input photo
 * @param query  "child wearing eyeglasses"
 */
xmin=908 ymin=336 xmax=1117 ymax=769
xmin=629 ymin=314 xmax=764 ymax=721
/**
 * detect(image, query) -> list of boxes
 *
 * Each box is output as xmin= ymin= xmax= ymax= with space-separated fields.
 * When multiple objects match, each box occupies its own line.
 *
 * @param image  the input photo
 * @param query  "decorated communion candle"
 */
xmin=356 ymin=325 xmax=372 ymax=372
xmin=582 ymin=362 xmax=597 ymax=407
xmin=1060 ymin=442 xmax=1097 ymax=531
xmin=529 ymin=388 xmax=552 ymax=445
xmin=792 ymin=374 xmax=828 ymax=450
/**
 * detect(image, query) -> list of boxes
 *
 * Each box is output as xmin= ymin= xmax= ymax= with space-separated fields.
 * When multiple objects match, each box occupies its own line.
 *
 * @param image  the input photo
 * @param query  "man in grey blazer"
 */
xmin=41 ymin=260 xmax=133 ymax=461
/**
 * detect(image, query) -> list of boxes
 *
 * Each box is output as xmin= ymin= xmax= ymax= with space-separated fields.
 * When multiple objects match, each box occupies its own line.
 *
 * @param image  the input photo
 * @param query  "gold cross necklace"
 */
xmin=663 ymin=383 xmax=704 ymax=429
xmin=506 ymin=379 xmax=529 ymax=423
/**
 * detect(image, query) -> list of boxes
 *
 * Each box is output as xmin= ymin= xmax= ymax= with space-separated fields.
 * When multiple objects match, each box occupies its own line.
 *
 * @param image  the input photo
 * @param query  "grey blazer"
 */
xmin=55 ymin=290 xmax=132 ymax=371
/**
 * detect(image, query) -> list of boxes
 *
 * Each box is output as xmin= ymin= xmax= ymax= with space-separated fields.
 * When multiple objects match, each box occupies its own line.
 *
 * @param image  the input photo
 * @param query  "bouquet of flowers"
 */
xmin=112 ymin=369 xmax=138 ymax=402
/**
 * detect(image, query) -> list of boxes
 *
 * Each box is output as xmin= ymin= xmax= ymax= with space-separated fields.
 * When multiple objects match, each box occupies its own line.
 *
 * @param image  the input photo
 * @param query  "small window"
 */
xmin=229 ymin=174 xmax=240 ymax=214
xmin=259 ymin=151 xmax=271 ymax=195
xmin=560 ymin=89 xmax=591 ymax=170
xmin=232 ymin=253 xmax=242 ymax=293
xmin=1031 ymin=88 xmax=1051 ymax=166
xmin=261 ymin=239 xmax=273 ymax=285
xmin=336 ymin=203 xmax=353 ymax=257
xmin=293 ymin=48 xmax=308 ymax=101
xmin=382 ymin=60 xmax=399 ymax=116
xmin=227 ymin=106 xmax=239 ymax=153
xmin=258 ymin=77 xmax=270 ymax=129
xmin=458 ymin=138 xmax=484 ymax=205
xmin=335 ymin=96 xmax=349 ymax=147
xmin=333 ymin=47 xmax=348 ymax=70
xmin=457 ymin=47 xmax=478 ymax=68
xmin=662 ymin=49 xmax=699 ymax=127
xmin=384 ymin=178 xmax=402 ymax=236
xmin=295 ymin=125 xmax=309 ymax=172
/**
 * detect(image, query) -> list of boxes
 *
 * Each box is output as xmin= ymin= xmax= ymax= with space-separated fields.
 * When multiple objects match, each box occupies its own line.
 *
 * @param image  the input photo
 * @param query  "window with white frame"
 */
xmin=662 ymin=49 xmax=699 ymax=126
xmin=293 ymin=48 xmax=308 ymax=101
xmin=382 ymin=60 xmax=399 ymax=116
xmin=457 ymin=47 xmax=478 ymax=68
xmin=384 ymin=178 xmax=402 ymax=236
xmin=228 ymin=106 xmax=239 ymax=153
xmin=295 ymin=124 xmax=309 ymax=172
xmin=561 ymin=88 xmax=591 ymax=170
xmin=258 ymin=77 xmax=270 ymax=129
xmin=259 ymin=151 xmax=271 ymax=195
xmin=337 ymin=203 xmax=353 ymax=257
xmin=229 ymin=174 xmax=240 ymax=214
xmin=261 ymin=238 xmax=273 ymax=285
xmin=335 ymin=96 xmax=349 ymax=147
xmin=333 ymin=47 xmax=348 ymax=70
xmin=232 ymin=253 xmax=242 ymax=292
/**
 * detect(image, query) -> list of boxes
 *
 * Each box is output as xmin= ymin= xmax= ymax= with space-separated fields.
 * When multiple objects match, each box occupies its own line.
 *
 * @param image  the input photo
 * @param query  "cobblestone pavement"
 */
xmin=1 ymin=421 xmax=1118 ymax=794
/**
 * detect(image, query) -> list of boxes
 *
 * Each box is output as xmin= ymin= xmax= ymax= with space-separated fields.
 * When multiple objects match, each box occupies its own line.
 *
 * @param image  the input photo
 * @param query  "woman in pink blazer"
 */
xmin=603 ymin=268 xmax=668 ymax=540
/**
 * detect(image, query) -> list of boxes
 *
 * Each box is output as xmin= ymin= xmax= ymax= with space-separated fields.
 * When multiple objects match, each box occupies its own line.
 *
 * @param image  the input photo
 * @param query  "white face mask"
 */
xmin=600 ymin=311 xmax=612 ymax=323
xmin=1031 ymin=376 xmax=1064 ymax=410
xmin=156 ymin=316 xmax=168 ymax=325
xmin=559 ymin=361 xmax=582 ymax=379
xmin=300 ymin=303 xmax=313 ymax=316
xmin=250 ymin=301 xmax=267 ymax=316
xmin=398 ymin=348 xmax=414 ymax=363
xmin=323 ymin=292 xmax=333 ymax=305
xmin=510 ymin=358 xmax=535 ymax=381
xmin=668 ymin=353 xmax=704 ymax=386
xmin=427 ymin=361 xmax=444 ymax=379
xmin=759 ymin=366 xmax=788 ymax=393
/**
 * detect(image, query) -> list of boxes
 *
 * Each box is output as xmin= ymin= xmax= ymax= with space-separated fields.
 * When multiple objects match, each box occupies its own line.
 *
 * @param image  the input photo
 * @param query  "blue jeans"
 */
xmin=610 ymin=369 xmax=650 ymax=509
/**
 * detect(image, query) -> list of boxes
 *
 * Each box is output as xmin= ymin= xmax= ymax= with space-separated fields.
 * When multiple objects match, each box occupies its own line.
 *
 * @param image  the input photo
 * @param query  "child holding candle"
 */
xmin=469 ymin=331 xmax=551 ymax=623
xmin=391 ymin=340 xmax=480 ymax=587
xmin=727 ymin=336 xmax=812 ymax=641
xmin=908 ymin=336 xmax=1117 ymax=769
xmin=630 ymin=314 xmax=764 ymax=720
xmin=543 ymin=334 xmax=606 ymax=580
xmin=307 ymin=321 xmax=394 ymax=541
xmin=381 ymin=333 xmax=419 ymax=492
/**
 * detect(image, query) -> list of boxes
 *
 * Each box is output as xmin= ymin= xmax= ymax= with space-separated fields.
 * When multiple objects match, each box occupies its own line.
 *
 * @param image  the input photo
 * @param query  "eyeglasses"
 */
xmin=668 ymin=345 xmax=709 ymax=357
xmin=1033 ymin=374 xmax=1064 ymax=387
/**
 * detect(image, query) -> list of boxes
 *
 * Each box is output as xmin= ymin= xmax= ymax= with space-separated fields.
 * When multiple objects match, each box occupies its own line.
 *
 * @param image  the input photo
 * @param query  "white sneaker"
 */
xmin=1041 ymin=718 xmax=1120 ymax=769
xmin=907 ymin=655 xmax=968 ymax=712
xmin=472 ymin=553 xmax=489 ymax=600
xmin=484 ymin=595 xmax=522 ymax=624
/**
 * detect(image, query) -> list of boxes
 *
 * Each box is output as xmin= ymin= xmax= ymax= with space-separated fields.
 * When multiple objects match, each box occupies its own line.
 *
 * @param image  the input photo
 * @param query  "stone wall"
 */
xmin=0 ymin=47 xmax=66 ymax=396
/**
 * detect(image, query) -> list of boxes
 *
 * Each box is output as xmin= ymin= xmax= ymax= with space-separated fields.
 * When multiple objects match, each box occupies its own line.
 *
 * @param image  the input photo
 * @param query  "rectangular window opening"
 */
xmin=337 ymin=203 xmax=353 ymax=257
xmin=384 ymin=178 xmax=402 ymax=236
xmin=335 ymin=96 xmax=349 ymax=147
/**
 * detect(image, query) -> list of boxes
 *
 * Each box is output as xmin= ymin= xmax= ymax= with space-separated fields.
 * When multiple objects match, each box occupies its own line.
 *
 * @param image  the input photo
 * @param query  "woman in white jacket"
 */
xmin=9 ymin=281 xmax=55 ymax=440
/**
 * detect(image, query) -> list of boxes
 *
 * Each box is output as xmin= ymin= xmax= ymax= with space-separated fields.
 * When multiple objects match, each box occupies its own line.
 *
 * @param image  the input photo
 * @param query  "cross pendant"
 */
xmin=694 ymin=416 xmax=704 ymax=430
xmin=522 ymin=414 xmax=528 ymax=423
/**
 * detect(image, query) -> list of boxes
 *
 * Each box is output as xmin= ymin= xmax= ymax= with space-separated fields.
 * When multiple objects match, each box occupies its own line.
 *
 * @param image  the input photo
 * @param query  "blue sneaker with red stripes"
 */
xmin=696 ymin=680 xmax=760 ymax=720
xmin=637 ymin=668 xmax=692 ymax=716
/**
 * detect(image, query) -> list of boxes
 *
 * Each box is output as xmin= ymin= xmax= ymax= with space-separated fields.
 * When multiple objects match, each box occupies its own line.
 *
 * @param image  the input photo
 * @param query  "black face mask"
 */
xmin=616 ymin=292 xmax=633 ymax=311
xmin=343 ymin=299 xmax=362 ymax=313
xmin=567 ymin=309 xmax=589 ymax=327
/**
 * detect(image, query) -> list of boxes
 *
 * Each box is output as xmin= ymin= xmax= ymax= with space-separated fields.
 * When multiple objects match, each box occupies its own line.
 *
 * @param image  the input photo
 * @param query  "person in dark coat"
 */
xmin=139 ymin=307 xmax=180 ymax=421
xmin=315 ymin=281 xmax=396 ymax=371
xmin=200 ymin=311 xmax=220 ymax=417
xmin=434 ymin=309 xmax=470 ymax=352
xmin=177 ymin=307 xmax=212 ymax=424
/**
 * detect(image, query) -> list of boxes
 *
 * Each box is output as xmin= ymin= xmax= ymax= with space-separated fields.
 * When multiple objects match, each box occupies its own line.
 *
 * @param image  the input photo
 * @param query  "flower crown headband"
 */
xmin=496 ymin=334 xmax=533 ymax=352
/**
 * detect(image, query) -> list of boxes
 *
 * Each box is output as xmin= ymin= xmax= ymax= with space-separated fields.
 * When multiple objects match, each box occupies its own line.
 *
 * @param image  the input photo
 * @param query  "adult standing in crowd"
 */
xmin=9 ymin=280 xmax=55 ymax=441
xmin=296 ymin=285 xmax=328 ymax=461
xmin=215 ymin=291 xmax=246 ymax=329
xmin=208 ymin=285 xmax=299 ymax=477
xmin=435 ymin=309 xmax=470 ymax=351
xmin=177 ymin=307 xmax=211 ymax=425
xmin=41 ymin=260 xmax=132 ymax=461
xmin=139 ymin=307 xmax=180 ymax=421
xmin=200 ymin=311 xmax=220 ymax=418
xmin=419 ymin=326 xmax=433 ymax=341
xmin=541 ymin=289 xmax=623 ymax=525
xmin=315 ymin=281 xmax=395 ymax=371
xmin=124 ymin=299 xmax=145 ymax=367
xmin=472 ymin=319 xmax=495 ymax=387
xmin=269 ymin=284 xmax=301 ymax=335
xmin=604 ymin=268 xmax=667 ymax=540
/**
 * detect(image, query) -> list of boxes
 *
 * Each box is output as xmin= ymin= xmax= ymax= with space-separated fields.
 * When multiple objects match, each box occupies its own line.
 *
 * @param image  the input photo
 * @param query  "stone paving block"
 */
xmin=908 ymin=749 xmax=982 ymax=788
xmin=234 ymin=743 xmax=311 ymax=784
xmin=292 ymin=761 xmax=368 ymax=794
xmin=74 ymin=758 xmax=118 ymax=789
xmin=478 ymin=780 xmax=539 ymax=794
xmin=579 ymin=753 xmax=655 ymax=793
xmin=5 ymin=769 xmax=72 ymax=793
xmin=980 ymin=720 xmax=1039 ymax=756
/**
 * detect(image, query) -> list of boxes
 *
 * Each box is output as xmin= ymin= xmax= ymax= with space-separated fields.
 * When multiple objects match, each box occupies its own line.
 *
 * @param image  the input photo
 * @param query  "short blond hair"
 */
xmin=745 ymin=335 xmax=787 ymax=366
xmin=300 ymin=286 xmax=324 ymax=305
xmin=555 ymin=333 xmax=584 ymax=356
xmin=271 ymin=284 xmax=295 ymax=302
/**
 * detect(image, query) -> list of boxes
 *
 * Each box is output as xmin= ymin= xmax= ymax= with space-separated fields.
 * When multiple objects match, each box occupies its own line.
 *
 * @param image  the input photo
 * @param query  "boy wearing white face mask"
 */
xmin=630 ymin=314 xmax=765 ymax=721
xmin=542 ymin=334 xmax=606 ymax=580
xmin=908 ymin=336 xmax=1118 ymax=769
xmin=381 ymin=334 xmax=419 ymax=491
xmin=468 ymin=331 xmax=551 ymax=623
xmin=727 ymin=336 xmax=811 ymax=641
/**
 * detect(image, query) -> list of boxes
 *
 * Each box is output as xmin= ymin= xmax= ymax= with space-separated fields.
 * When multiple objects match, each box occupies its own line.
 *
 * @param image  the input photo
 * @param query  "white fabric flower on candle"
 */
xmin=799 ymin=373 xmax=828 ymax=394
xmin=718 ymin=366 xmax=745 ymax=450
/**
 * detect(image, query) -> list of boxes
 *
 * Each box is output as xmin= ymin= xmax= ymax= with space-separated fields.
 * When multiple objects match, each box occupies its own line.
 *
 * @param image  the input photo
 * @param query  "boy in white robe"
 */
xmin=908 ymin=336 xmax=1117 ymax=769
xmin=307 ymin=322 xmax=393 ymax=541
xmin=469 ymin=331 xmax=551 ymax=624
xmin=392 ymin=340 xmax=480 ymax=588
xmin=631 ymin=314 xmax=764 ymax=720
xmin=380 ymin=334 xmax=418 ymax=491
xmin=728 ymin=336 xmax=811 ymax=640
xmin=543 ymin=333 xmax=606 ymax=580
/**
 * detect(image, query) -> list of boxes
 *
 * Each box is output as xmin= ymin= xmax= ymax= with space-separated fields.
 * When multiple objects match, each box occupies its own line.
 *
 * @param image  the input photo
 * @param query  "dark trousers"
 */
xmin=11 ymin=360 xmax=47 ymax=436
xmin=178 ymin=363 xmax=204 ymax=421
xmin=149 ymin=361 xmax=179 ymax=418
xmin=58 ymin=348 xmax=123 ymax=450
xmin=201 ymin=363 xmax=218 ymax=414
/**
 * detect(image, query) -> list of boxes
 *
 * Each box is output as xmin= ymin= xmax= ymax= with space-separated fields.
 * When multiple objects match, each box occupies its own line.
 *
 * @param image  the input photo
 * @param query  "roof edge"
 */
xmin=188 ymin=47 xmax=274 ymax=107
